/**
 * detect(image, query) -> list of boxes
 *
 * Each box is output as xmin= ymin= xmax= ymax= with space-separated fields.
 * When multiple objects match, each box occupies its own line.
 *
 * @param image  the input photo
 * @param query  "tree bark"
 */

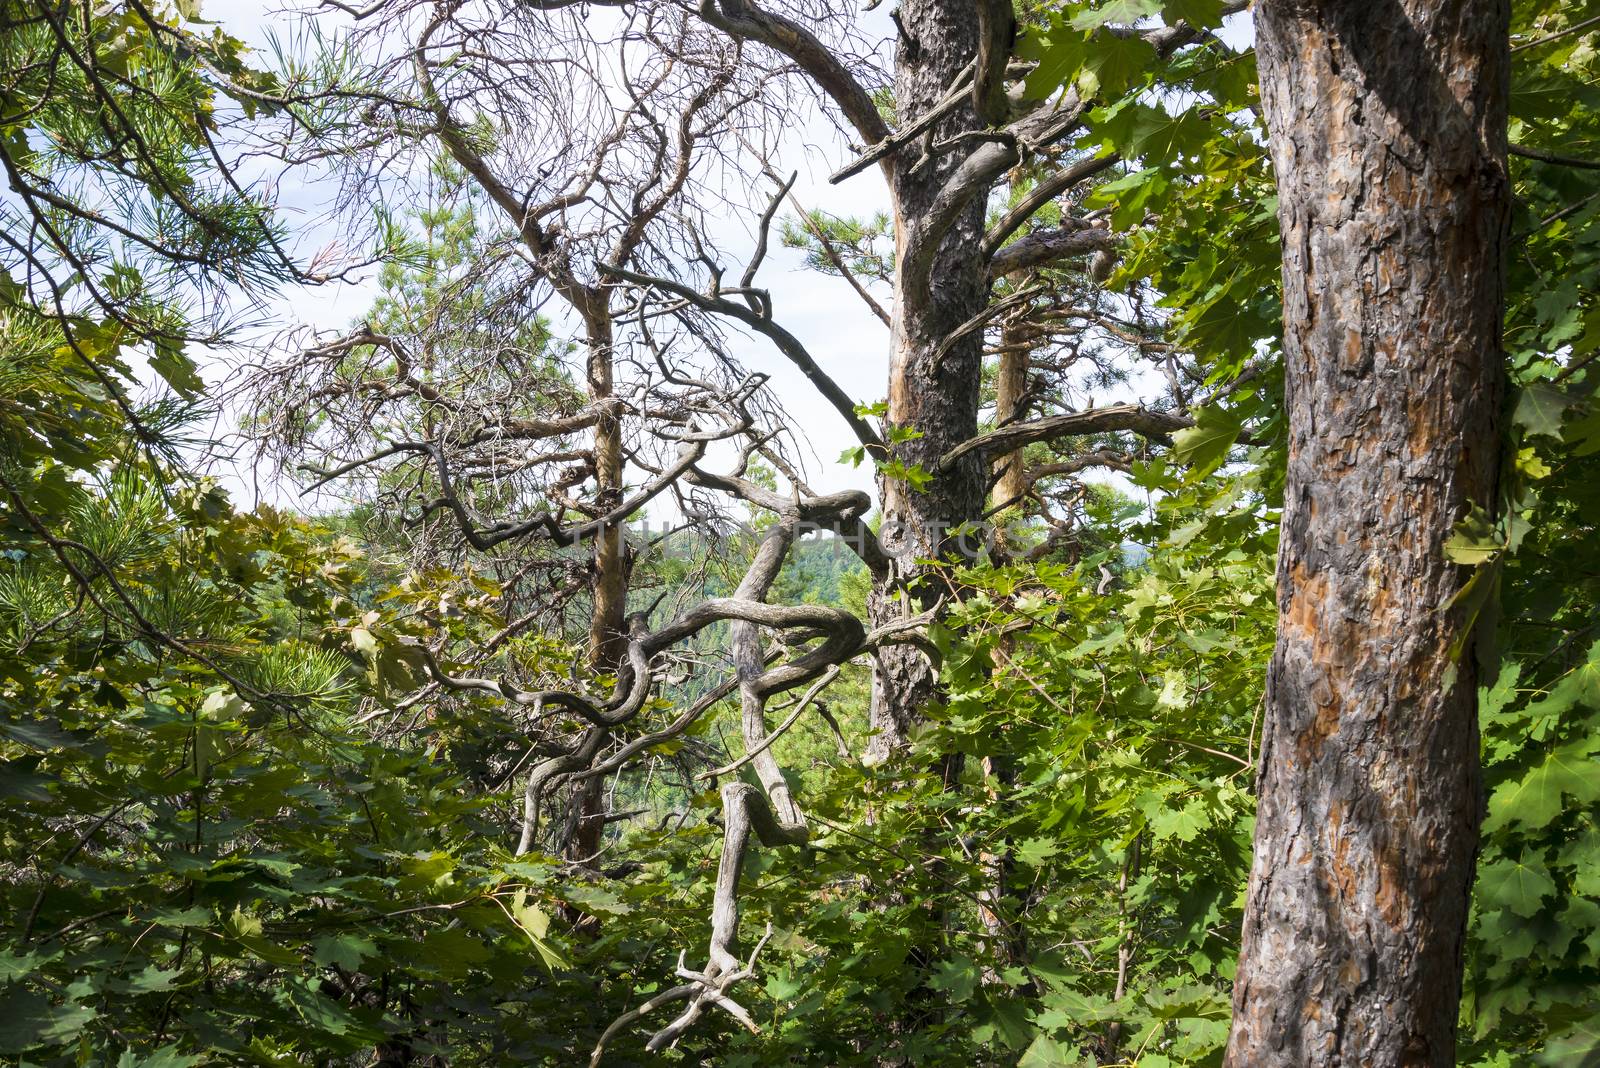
xmin=585 ymin=311 xmax=628 ymax=672
xmin=865 ymin=0 xmax=991 ymax=763
xmin=992 ymin=315 xmax=1032 ymax=521
xmin=575 ymin=307 xmax=624 ymax=865
xmin=1226 ymin=3 xmax=1509 ymax=1065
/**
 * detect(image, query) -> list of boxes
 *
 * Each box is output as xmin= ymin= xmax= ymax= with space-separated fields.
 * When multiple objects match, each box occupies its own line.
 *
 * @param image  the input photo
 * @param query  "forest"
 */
xmin=1 ymin=0 xmax=1598 ymax=1064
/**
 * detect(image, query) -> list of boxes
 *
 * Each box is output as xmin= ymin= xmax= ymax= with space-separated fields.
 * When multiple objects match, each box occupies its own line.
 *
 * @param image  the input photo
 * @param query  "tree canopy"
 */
xmin=2 ymin=0 xmax=1599 ymax=1065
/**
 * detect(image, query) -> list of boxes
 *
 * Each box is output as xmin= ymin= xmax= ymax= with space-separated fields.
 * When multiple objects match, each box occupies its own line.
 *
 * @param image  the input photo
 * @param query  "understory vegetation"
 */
xmin=2 ymin=0 xmax=1599 ymax=1064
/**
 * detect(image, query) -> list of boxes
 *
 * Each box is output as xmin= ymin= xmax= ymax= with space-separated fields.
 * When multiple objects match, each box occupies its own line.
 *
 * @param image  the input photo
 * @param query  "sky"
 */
xmin=197 ymin=0 xmax=1255 ymax=520
xmin=202 ymin=0 xmax=898 ymax=513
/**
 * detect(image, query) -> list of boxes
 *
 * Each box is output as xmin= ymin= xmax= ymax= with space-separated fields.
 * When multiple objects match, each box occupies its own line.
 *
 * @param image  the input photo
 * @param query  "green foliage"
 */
xmin=1450 ymin=8 xmax=1600 ymax=1056
xmin=664 ymin=470 xmax=1274 ymax=1066
xmin=0 ymin=476 xmax=610 ymax=1064
xmin=780 ymin=211 xmax=894 ymax=283
xmin=0 ymin=0 xmax=289 ymax=352
xmin=5 ymin=1 xmax=1600 ymax=1065
xmin=1016 ymin=3 xmax=1600 ymax=1063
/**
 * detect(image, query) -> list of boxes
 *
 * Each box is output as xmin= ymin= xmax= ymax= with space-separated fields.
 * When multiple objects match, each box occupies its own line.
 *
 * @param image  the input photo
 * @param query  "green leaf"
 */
xmin=1095 ymin=100 xmax=1210 ymax=166
xmin=349 ymin=627 xmax=380 ymax=658
xmin=1537 ymin=1016 xmax=1600 ymax=1066
xmin=1483 ymin=738 xmax=1600 ymax=833
xmin=0 ymin=757 xmax=54 ymax=801
xmin=1177 ymin=271 xmax=1274 ymax=366
xmin=1070 ymin=0 xmax=1161 ymax=30
xmin=1035 ymin=983 xmax=1117 ymax=1024
xmin=223 ymin=907 xmax=300 ymax=965
xmin=1480 ymin=660 xmax=1522 ymax=724
xmin=1547 ymin=640 xmax=1600 ymax=710
xmin=877 ymin=458 xmax=933 ymax=491
xmin=1513 ymin=382 xmax=1571 ymax=440
xmin=1156 ymin=668 xmax=1188 ymax=709
xmin=201 ymin=689 xmax=246 ymax=720
xmin=1163 ymin=0 xmax=1224 ymax=28
xmin=1081 ymin=33 xmax=1158 ymax=98
xmin=312 ymin=935 xmax=375 ymax=971
xmin=928 ymin=956 xmax=980 ymax=1002
xmin=286 ymin=978 xmax=379 ymax=1041
xmin=1170 ymin=405 xmax=1243 ymax=478
xmin=1569 ymin=832 xmax=1600 ymax=900
xmin=123 ymin=1043 xmax=203 ymax=1068
xmin=414 ymin=927 xmax=492 ymax=975
xmin=151 ymin=906 xmax=211 ymax=928
xmin=1150 ymin=797 xmax=1211 ymax=843
xmin=1444 ymin=504 xmax=1500 ymax=565
xmin=1563 ymin=403 xmax=1600 ymax=456
xmin=509 ymin=889 xmax=567 ymax=971
xmin=1477 ymin=857 xmax=1557 ymax=918
xmin=0 ymin=948 xmax=54 ymax=982
xmin=972 ymin=995 xmax=1034 ymax=1049
xmin=123 ymin=965 xmax=181 ymax=994
xmin=1015 ymin=837 xmax=1060 ymax=866
xmin=1019 ymin=1032 xmax=1085 ymax=1067
xmin=1018 ymin=23 xmax=1089 ymax=100
xmin=1085 ymin=166 xmax=1170 ymax=230
xmin=0 ymin=990 xmax=97 ymax=1055
xmin=149 ymin=344 xmax=204 ymax=399
xmin=560 ymin=882 xmax=630 ymax=916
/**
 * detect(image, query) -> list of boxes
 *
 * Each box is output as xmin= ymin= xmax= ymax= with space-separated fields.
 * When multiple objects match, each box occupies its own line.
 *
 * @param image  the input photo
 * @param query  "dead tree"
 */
xmin=243 ymin=0 xmax=788 ymax=862
xmin=238 ymin=0 xmax=1258 ymax=1054
xmin=685 ymin=0 xmax=1253 ymax=758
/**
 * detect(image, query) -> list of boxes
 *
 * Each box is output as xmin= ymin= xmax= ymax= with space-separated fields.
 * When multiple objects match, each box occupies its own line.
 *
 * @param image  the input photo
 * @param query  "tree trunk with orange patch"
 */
xmin=1226 ymin=2 xmax=1508 ymax=1066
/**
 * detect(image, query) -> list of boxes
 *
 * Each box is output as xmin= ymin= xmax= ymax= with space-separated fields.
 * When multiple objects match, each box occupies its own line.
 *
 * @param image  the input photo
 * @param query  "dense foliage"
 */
xmin=2 ymin=0 xmax=1599 ymax=1065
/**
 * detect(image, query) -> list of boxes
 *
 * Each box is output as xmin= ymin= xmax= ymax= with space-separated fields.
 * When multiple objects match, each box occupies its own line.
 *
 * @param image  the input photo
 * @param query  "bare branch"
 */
xmin=695 ymin=0 xmax=890 ymax=150
xmin=603 ymin=264 xmax=884 ymax=449
xmin=988 ymin=223 xmax=1116 ymax=280
xmin=940 ymin=404 xmax=1195 ymax=471
xmin=982 ymin=154 xmax=1121 ymax=257
xmin=828 ymin=59 xmax=975 ymax=184
xmin=697 ymin=665 xmax=841 ymax=779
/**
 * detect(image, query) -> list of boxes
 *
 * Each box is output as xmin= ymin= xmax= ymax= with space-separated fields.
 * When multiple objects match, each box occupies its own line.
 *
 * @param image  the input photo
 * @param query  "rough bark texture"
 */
xmin=1226 ymin=2 xmax=1509 ymax=1065
xmin=574 ymin=308 xmax=624 ymax=865
xmin=865 ymin=0 xmax=990 ymax=763
xmin=585 ymin=314 xmax=628 ymax=672
xmin=991 ymin=319 xmax=1030 ymax=517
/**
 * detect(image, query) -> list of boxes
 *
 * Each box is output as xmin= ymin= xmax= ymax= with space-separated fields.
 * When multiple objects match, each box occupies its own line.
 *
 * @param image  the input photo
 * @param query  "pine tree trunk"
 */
xmin=1226 ymin=3 xmax=1509 ymax=1064
xmin=586 ymin=313 xmax=627 ymax=671
xmin=863 ymin=5 xmax=995 ymax=1053
xmin=991 ymin=317 xmax=1032 ymax=543
xmin=575 ymin=309 xmax=624 ymax=865
xmin=865 ymin=0 xmax=990 ymax=763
